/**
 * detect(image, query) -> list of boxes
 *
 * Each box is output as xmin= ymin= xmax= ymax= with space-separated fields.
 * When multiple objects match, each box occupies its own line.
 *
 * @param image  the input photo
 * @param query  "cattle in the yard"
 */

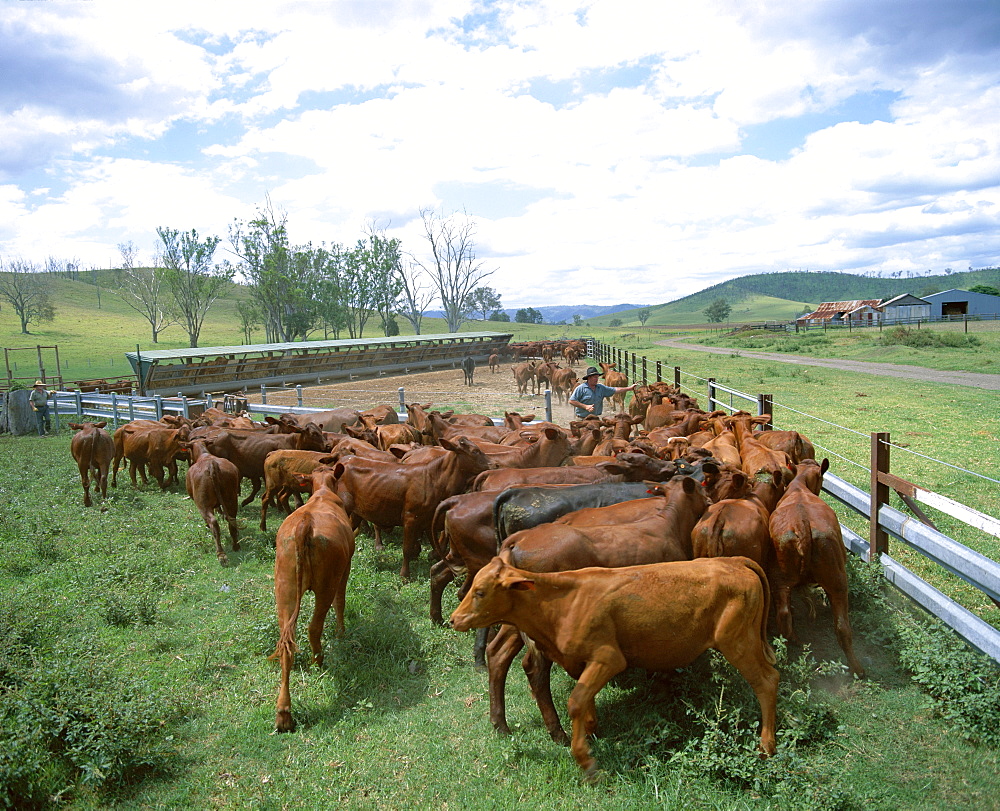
xmin=114 ymin=425 xmax=187 ymax=489
xmin=331 ymin=436 xmax=495 ymax=579
xmin=512 ymin=361 xmax=537 ymax=396
xmin=450 ymin=556 xmax=779 ymax=779
xmin=270 ymin=467 xmax=356 ymax=732
xmin=68 ymin=421 xmax=114 ymax=507
xmin=489 ymin=353 xmax=500 ymax=373
xmin=768 ymin=458 xmax=865 ymax=676
xmin=200 ymin=422 xmax=327 ymax=505
xmin=278 ymin=408 xmax=361 ymax=433
xmin=182 ymin=438 xmax=241 ymax=565
xmin=259 ymin=450 xmax=339 ymax=531
xmin=462 ymin=355 xmax=476 ymax=386
xmin=485 ymin=475 xmax=710 ymax=739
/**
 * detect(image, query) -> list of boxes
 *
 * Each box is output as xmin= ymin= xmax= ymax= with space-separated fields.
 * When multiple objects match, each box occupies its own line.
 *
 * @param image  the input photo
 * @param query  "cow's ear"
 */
xmin=681 ymin=475 xmax=697 ymax=493
xmin=94 ymin=421 xmax=107 ymax=429
xmin=507 ymin=577 xmax=536 ymax=592
xmin=68 ymin=422 xmax=83 ymax=430
xmin=820 ymin=458 xmax=830 ymax=475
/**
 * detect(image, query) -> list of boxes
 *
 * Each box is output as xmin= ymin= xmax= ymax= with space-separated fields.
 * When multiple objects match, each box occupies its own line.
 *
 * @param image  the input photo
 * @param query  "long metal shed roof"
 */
xmin=125 ymin=332 xmax=512 ymax=363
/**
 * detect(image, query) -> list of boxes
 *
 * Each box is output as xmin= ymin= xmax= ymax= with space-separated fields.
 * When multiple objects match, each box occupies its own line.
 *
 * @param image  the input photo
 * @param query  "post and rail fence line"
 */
xmin=19 ymin=338 xmax=1000 ymax=666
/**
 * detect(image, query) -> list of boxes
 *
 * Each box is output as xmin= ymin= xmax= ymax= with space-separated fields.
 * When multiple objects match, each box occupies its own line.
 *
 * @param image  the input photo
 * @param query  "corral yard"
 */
xmin=246 ymin=362 xmax=582 ymax=423
xmin=2 ymin=355 xmax=1000 ymax=809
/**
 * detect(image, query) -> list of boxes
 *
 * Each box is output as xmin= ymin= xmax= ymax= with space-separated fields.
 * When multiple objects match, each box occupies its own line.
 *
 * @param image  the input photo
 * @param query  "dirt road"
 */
xmin=656 ymin=338 xmax=1000 ymax=390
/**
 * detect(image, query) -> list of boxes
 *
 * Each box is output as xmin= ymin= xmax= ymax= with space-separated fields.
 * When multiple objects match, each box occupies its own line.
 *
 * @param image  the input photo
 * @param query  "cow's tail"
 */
xmin=268 ymin=518 xmax=311 ymax=662
xmin=209 ymin=459 xmax=234 ymax=522
xmin=430 ymin=498 xmax=452 ymax=560
xmin=744 ymin=558 xmax=776 ymax=665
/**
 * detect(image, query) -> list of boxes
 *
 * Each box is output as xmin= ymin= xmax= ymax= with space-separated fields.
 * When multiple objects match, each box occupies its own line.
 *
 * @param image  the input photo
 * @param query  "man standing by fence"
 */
xmin=569 ymin=366 xmax=636 ymax=419
xmin=29 ymin=380 xmax=52 ymax=436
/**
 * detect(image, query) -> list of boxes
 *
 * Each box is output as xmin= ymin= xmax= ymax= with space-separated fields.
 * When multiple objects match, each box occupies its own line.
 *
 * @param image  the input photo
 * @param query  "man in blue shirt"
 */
xmin=569 ymin=367 xmax=636 ymax=419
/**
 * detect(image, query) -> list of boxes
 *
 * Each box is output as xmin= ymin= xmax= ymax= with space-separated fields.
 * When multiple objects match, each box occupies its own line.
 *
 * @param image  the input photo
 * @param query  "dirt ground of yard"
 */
xmin=245 ymin=362 xmax=589 ymax=426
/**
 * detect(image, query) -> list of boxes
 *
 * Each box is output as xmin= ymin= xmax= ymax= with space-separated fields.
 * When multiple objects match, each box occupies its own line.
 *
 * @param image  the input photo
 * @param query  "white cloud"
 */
xmin=0 ymin=0 xmax=997 ymax=309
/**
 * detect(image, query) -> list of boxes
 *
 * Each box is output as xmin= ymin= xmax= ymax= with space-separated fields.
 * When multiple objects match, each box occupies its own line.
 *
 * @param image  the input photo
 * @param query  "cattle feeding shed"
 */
xmin=125 ymin=332 xmax=514 ymax=396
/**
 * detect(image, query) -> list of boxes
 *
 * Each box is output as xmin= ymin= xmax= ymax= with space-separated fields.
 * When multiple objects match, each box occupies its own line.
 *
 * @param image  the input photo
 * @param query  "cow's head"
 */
xmin=450 ymin=557 xmax=534 ymax=632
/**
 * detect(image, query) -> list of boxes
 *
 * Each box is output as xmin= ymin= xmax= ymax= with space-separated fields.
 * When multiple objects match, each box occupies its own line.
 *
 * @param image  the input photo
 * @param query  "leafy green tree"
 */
xmin=467 ymin=286 xmax=502 ymax=321
xmin=158 ymin=226 xmax=233 ymax=348
xmin=703 ymin=298 xmax=732 ymax=323
xmin=236 ymin=299 xmax=262 ymax=344
xmin=608 ymin=317 xmax=622 ymax=327
xmin=515 ymin=307 xmax=543 ymax=324
xmin=357 ymin=227 xmax=404 ymax=337
xmin=970 ymin=284 xmax=1000 ymax=296
xmin=229 ymin=199 xmax=311 ymax=343
xmin=637 ymin=307 xmax=651 ymax=325
xmin=0 ymin=258 xmax=55 ymax=334
xmin=488 ymin=309 xmax=510 ymax=322
xmin=572 ymin=314 xmax=584 ymax=326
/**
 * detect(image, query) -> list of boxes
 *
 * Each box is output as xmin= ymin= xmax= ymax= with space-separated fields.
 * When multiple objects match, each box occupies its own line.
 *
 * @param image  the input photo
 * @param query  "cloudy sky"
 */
xmin=1 ymin=0 xmax=998 ymax=309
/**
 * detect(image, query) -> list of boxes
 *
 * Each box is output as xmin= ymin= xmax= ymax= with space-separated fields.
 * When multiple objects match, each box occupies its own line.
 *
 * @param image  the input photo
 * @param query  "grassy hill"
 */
xmin=0 ymin=272 xmax=556 ymax=386
xmin=588 ymin=267 xmax=1000 ymax=326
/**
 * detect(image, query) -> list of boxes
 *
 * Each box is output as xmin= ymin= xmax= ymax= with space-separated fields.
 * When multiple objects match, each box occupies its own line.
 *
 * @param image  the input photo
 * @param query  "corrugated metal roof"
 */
xmin=799 ymin=300 xmax=881 ymax=320
xmin=125 ymin=332 xmax=514 ymax=363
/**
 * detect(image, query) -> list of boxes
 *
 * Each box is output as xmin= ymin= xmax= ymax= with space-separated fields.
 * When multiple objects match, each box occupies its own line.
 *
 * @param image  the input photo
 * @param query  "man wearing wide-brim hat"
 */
xmin=568 ymin=366 xmax=636 ymax=420
xmin=29 ymin=380 xmax=52 ymax=436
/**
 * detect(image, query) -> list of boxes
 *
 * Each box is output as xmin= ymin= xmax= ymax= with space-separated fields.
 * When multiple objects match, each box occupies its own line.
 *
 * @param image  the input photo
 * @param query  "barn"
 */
xmin=125 ymin=332 xmax=514 ymax=396
xmin=921 ymin=288 xmax=1000 ymax=319
xmin=879 ymin=293 xmax=932 ymax=324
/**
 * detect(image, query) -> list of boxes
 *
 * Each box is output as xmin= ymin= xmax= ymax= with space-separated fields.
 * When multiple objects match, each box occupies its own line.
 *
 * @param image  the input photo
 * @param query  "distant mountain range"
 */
xmin=428 ymin=304 xmax=644 ymax=323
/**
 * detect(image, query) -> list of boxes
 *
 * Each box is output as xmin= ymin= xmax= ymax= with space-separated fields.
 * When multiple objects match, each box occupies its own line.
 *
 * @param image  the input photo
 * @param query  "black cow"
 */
xmin=462 ymin=355 xmax=475 ymax=386
xmin=493 ymin=481 xmax=664 ymax=545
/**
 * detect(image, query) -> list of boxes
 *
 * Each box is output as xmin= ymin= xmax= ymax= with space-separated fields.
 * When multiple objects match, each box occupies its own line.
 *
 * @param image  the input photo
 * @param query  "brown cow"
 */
xmin=691 ymin=483 xmax=773 ymax=568
xmin=488 ymin=353 xmax=500 ymax=373
xmin=200 ymin=422 xmax=327 ymax=505
xmin=116 ymin=425 xmax=186 ymax=489
xmin=182 ymin=438 xmax=241 ymax=565
xmin=451 ymin=556 xmax=779 ymax=779
xmin=511 ymin=361 xmax=537 ymax=396
xmin=259 ymin=450 xmax=339 ymax=531
xmin=68 ymin=421 xmax=114 ymax=507
xmin=768 ymin=458 xmax=865 ymax=676
xmin=270 ymin=467 xmax=356 ymax=732
xmin=486 ymin=476 xmax=710 ymax=740
xmin=278 ymin=408 xmax=361 ymax=433
xmin=598 ymin=361 xmax=629 ymax=411
xmin=332 ymin=436 xmax=494 ymax=579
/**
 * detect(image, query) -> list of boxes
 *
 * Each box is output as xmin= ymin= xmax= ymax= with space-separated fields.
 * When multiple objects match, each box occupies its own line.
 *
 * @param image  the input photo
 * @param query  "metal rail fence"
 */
xmin=588 ymin=338 xmax=1000 ymax=665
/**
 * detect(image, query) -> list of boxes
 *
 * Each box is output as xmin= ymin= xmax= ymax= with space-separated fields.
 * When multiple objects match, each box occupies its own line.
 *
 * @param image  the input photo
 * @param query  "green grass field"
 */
xmin=3 ymin=275 xmax=1000 ymax=808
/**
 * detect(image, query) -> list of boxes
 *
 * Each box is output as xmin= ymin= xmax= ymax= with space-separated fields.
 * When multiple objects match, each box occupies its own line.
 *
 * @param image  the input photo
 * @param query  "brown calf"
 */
xmin=768 ymin=458 xmax=865 ymax=676
xmin=451 ymin=556 xmax=779 ymax=779
xmin=270 ymin=468 xmax=356 ymax=732
xmin=183 ymin=439 xmax=241 ymax=565
xmin=69 ymin=421 xmax=114 ymax=507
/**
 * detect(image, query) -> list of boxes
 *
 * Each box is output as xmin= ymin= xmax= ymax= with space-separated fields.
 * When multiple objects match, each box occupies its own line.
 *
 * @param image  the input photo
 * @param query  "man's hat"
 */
xmin=584 ymin=367 xmax=600 ymax=378
xmin=33 ymin=380 xmax=44 ymax=386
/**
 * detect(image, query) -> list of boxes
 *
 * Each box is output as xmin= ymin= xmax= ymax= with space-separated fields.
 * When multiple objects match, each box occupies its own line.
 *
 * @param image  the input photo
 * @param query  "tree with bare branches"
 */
xmin=114 ymin=241 xmax=178 ymax=343
xmin=416 ymin=209 xmax=495 ymax=333
xmin=396 ymin=258 xmax=434 ymax=335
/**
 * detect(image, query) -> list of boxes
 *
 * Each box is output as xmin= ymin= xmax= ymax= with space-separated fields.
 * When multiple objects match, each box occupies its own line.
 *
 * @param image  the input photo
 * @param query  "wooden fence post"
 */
xmin=871 ymin=432 xmax=891 ymax=557
xmin=674 ymin=366 xmax=681 ymax=387
xmin=642 ymin=356 xmax=647 ymax=385
xmin=655 ymin=360 xmax=662 ymax=382
xmin=757 ymin=394 xmax=772 ymax=427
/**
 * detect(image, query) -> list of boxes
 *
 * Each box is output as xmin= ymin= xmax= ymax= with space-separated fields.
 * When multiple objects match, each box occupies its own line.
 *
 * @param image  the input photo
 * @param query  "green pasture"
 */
xmin=0 ymin=275 xmax=564 ymax=386
xmin=4 ymin=274 xmax=1000 ymax=808
xmin=2 ymin=429 xmax=999 ymax=809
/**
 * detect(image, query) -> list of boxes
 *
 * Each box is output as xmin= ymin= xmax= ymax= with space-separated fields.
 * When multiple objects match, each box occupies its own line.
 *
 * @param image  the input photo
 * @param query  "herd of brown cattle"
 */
xmin=64 ymin=363 xmax=864 ymax=779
